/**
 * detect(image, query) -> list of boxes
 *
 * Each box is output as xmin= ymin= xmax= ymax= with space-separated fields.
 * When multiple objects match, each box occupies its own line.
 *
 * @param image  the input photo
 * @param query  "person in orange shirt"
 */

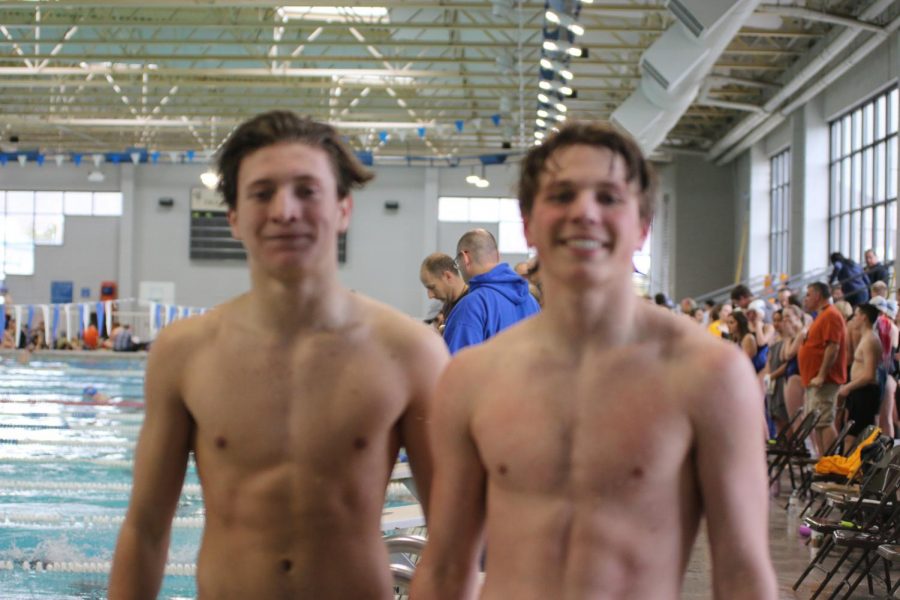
xmin=82 ymin=322 xmax=99 ymax=349
xmin=798 ymin=281 xmax=849 ymax=455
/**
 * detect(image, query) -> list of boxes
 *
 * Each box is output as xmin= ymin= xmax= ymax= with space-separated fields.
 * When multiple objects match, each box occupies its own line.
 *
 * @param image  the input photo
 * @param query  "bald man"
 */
xmin=443 ymin=229 xmax=540 ymax=354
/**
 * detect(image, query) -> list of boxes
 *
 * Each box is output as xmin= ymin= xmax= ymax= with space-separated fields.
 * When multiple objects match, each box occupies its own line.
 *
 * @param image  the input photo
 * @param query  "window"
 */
xmin=438 ymin=196 xmax=529 ymax=254
xmin=829 ymin=87 xmax=898 ymax=264
xmin=0 ymin=190 xmax=122 ymax=276
xmin=769 ymin=148 xmax=791 ymax=276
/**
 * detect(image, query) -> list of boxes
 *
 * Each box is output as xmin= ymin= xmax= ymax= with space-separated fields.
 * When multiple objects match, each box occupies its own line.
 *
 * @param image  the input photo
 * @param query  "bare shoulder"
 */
xmin=146 ymin=298 xmax=241 ymax=376
xmin=636 ymin=303 xmax=757 ymax=399
xmin=351 ymin=294 xmax=449 ymax=367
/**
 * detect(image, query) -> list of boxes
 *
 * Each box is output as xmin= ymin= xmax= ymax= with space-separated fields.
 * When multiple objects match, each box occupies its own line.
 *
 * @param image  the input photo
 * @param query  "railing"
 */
xmin=1 ymin=297 xmax=209 ymax=349
xmin=694 ymin=260 xmax=893 ymax=305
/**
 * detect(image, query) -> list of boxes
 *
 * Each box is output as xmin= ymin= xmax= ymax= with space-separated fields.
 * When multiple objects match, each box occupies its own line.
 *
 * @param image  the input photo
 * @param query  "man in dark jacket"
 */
xmin=864 ymin=249 xmax=890 ymax=286
xmin=830 ymin=252 xmax=870 ymax=307
xmin=443 ymin=229 xmax=540 ymax=354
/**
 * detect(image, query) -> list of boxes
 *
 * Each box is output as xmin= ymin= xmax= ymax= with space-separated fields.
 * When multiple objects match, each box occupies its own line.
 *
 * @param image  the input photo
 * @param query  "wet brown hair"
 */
xmin=216 ymin=110 xmax=374 ymax=209
xmin=517 ymin=121 xmax=657 ymax=221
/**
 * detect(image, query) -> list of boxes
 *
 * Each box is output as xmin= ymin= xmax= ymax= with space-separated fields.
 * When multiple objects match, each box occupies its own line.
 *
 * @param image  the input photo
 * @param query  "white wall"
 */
xmin=0 ymin=158 xmax=535 ymax=318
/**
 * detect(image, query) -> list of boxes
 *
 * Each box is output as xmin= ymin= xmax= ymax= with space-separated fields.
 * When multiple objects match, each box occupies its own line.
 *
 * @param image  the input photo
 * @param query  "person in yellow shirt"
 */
xmin=707 ymin=302 xmax=732 ymax=338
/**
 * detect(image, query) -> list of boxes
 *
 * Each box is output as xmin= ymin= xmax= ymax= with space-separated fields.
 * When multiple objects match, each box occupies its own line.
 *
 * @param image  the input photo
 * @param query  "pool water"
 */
xmin=0 ymin=353 xmax=200 ymax=598
xmin=0 ymin=353 xmax=420 ymax=599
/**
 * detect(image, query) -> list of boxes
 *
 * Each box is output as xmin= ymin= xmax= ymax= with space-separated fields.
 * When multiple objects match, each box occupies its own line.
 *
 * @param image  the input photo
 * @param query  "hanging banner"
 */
xmin=40 ymin=305 xmax=50 ymax=345
xmin=105 ymin=300 xmax=114 ymax=336
xmin=51 ymin=305 xmax=60 ymax=344
xmin=96 ymin=301 xmax=105 ymax=337
xmin=64 ymin=304 xmax=73 ymax=342
xmin=80 ymin=303 xmax=89 ymax=336
xmin=14 ymin=305 xmax=22 ymax=348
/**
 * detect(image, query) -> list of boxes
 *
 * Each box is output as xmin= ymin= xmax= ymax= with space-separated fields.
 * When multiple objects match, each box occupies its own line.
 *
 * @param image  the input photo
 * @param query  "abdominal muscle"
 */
xmin=193 ymin=462 xmax=395 ymax=599
xmin=479 ymin=481 xmax=701 ymax=600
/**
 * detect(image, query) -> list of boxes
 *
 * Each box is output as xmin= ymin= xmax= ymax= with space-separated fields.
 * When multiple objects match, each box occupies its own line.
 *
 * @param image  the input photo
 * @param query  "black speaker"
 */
xmin=384 ymin=200 xmax=400 ymax=211
xmin=158 ymin=197 xmax=174 ymax=207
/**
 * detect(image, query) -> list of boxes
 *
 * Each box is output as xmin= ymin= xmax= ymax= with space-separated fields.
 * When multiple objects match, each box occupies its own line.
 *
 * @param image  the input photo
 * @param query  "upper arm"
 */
xmin=741 ymin=334 xmax=757 ymax=360
xmin=126 ymin=325 xmax=195 ymax=538
xmin=861 ymin=338 xmax=881 ymax=380
xmin=412 ymin=354 xmax=487 ymax=598
xmin=399 ymin=327 xmax=451 ymax=516
xmin=692 ymin=347 xmax=776 ymax=598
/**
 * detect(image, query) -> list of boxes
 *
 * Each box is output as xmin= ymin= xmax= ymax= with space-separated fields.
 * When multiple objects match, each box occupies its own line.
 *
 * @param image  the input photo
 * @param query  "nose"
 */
xmin=427 ymin=290 xmax=437 ymax=300
xmin=569 ymin=188 xmax=600 ymax=224
xmin=270 ymin=186 xmax=301 ymax=223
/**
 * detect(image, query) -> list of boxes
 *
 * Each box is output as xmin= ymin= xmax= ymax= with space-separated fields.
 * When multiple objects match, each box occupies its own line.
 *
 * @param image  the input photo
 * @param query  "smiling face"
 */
xmin=228 ymin=141 xmax=351 ymax=278
xmin=522 ymin=144 xmax=649 ymax=289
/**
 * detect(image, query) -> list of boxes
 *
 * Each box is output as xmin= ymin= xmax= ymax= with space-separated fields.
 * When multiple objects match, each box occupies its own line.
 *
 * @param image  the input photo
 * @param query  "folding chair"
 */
xmin=768 ymin=409 xmax=820 ymax=490
xmin=793 ymin=447 xmax=900 ymax=595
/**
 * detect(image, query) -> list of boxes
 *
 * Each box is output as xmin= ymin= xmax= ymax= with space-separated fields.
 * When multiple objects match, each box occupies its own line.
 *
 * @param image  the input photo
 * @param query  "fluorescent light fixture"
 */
xmin=554 ymin=113 xmax=567 ymax=122
xmin=537 ymin=109 xmax=549 ymax=118
xmin=336 ymin=74 xmax=413 ymax=86
xmin=542 ymin=39 xmax=583 ymax=57
xmin=544 ymin=10 xmax=584 ymax=36
xmin=536 ymin=118 xmax=547 ymax=127
xmin=540 ymin=58 xmax=574 ymax=80
xmin=534 ymin=131 xmax=545 ymax=139
xmin=200 ymin=170 xmax=220 ymax=190
xmin=537 ymin=93 xmax=550 ymax=103
xmin=465 ymin=174 xmax=481 ymax=184
xmin=87 ymin=170 xmax=105 ymax=183
xmin=279 ymin=6 xmax=389 ymax=23
xmin=554 ymin=103 xmax=568 ymax=113
xmin=474 ymin=178 xmax=489 ymax=188
xmin=539 ymin=79 xmax=574 ymax=96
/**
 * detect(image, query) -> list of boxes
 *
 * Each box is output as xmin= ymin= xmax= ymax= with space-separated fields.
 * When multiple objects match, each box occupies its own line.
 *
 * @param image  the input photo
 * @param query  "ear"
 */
xmin=227 ymin=208 xmax=241 ymax=240
xmin=337 ymin=194 xmax=353 ymax=233
xmin=635 ymin=218 xmax=651 ymax=252
xmin=522 ymin=211 xmax=534 ymax=248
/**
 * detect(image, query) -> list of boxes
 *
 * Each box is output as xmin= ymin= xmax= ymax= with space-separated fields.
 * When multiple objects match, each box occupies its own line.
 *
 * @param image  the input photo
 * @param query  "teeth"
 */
xmin=567 ymin=239 xmax=600 ymax=249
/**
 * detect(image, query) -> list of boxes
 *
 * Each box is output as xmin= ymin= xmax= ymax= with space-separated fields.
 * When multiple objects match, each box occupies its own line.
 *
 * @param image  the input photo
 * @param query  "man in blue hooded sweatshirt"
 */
xmin=443 ymin=228 xmax=540 ymax=354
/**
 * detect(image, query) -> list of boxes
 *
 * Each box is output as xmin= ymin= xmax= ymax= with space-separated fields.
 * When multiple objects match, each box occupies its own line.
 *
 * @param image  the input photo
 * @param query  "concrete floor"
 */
xmin=683 ymin=494 xmax=898 ymax=599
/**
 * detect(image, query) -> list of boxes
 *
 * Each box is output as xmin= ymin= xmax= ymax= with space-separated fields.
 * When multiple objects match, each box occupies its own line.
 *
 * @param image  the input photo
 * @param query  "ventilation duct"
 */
xmin=640 ymin=26 xmax=710 ymax=92
xmin=667 ymin=0 xmax=740 ymax=39
xmin=610 ymin=0 xmax=759 ymax=153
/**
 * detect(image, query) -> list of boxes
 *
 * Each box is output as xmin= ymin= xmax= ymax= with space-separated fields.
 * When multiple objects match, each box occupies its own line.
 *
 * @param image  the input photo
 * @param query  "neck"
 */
xmin=246 ymin=268 xmax=349 ymax=335
xmin=538 ymin=274 xmax=639 ymax=348
xmin=450 ymin=284 xmax=468 ymax=304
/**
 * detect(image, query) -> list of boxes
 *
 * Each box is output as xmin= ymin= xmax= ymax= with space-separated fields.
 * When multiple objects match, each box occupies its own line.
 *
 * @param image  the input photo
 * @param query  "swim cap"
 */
xmin=82 ymin=386 xmax=98 ymax=398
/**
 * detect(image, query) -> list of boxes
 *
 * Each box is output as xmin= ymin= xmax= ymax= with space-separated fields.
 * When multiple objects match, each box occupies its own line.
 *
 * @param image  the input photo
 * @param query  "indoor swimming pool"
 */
xmin=0 ymin=352 xmax=421 ymax=599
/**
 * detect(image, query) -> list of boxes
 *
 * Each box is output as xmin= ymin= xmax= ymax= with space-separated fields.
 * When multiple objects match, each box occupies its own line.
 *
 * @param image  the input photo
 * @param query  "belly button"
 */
xmin=281 ymin=559 xmax=293 ymax=573
xmin=353 ymin=437 xmax=367 ymax=450
xmin=215 ymin=436 xmax=227 ymax=449
xmin=498 ymin=464 xmax=508 ymax=475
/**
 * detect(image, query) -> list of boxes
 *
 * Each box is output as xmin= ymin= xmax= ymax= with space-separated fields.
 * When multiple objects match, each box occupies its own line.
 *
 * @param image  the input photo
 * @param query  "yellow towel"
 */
xmin=814 ymin=427 xmax=882 ymax=478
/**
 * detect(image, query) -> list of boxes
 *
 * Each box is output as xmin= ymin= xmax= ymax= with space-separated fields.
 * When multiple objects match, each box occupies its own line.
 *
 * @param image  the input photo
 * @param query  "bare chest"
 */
xmin=471 ymin=355 xmax=694 ymax=498
xmin=183 ymin=334 xmax=408 ymax=469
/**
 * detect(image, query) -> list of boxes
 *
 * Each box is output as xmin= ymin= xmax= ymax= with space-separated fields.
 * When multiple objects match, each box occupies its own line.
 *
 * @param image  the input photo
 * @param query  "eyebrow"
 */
xmin=245 ymin=174 xmax=320 ymax=190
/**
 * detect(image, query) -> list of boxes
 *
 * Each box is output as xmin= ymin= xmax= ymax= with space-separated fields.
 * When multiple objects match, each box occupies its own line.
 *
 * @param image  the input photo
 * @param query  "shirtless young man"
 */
xmin=838 ymin=304 xmax=884 ymax=448
xmin=109 ymin=111 xmax=448 ymax=599
xmin=410 ymin=122 xmax=776 ymax=600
